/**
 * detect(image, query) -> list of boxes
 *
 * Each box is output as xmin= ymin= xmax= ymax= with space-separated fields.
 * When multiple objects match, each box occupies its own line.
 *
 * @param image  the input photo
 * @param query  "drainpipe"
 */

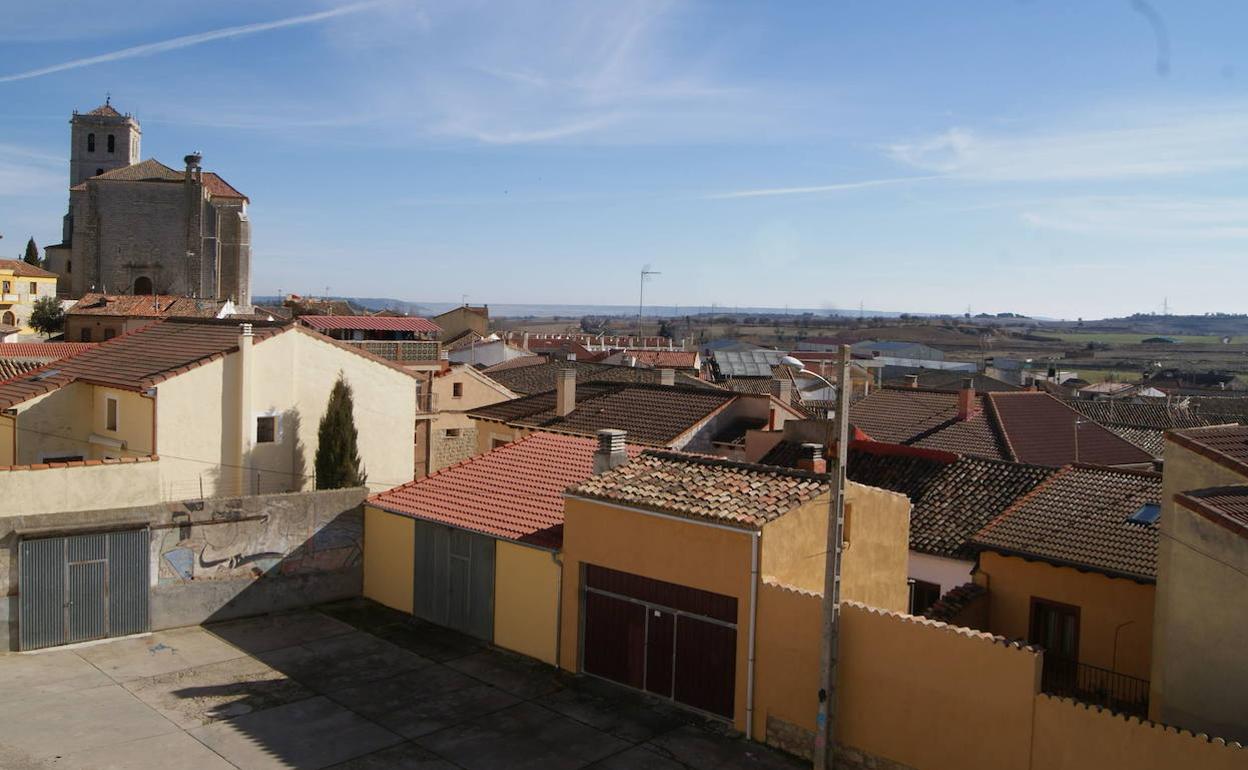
xmin=1111 ymin=619 xmax=1134 ymax=673
xmin=745 ymin=530 xmax=760 ymax=741
xmin=235 ymin=323 xmax=253 ymax=495
xmin=551 ymin=549 xmax=564 ymax=667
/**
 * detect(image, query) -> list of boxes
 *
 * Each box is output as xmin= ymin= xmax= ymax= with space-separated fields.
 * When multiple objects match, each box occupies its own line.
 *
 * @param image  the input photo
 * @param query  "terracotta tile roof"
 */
xmin=989 ymin=392 xmax=1155 ymax=467
xmin=298 ymin=315 xmax=442 ymax=334
xmin=1106 ymin=425 xmax=1166 ymax=458
xmin=1174 ymin=486 xmax=1248 ymax=539
xmin=850 ymin=387 xmax=1154 ymax=467
xmin=444 ymin=329 xmax=488 ymax=350
xmin=369 ymin=432 xmax=642 ymax=549
xmin=471 ymin=382 xmax=740 ymax=446
xmin=0 ymin=359 xmax=42 ymax=382
xmin=480 ymin=354 xmax=546 ymax=373
xmin=85 ymin=103 xmax=123 ymax=117
xmin=1061 ymin=399 xmax=1214 ymax=430
xmin=970 ymin=465 xmax=1163 ymax=581
xmin=201 ymin=172 xmax=248 ymax=201
xmin=923 ymin=583 xmax=987 ymax=623
xmin=481 ymin=359 xmax=716 ymax=396
xmin=885 ymin=371 xmax=1022 ymax=392
xmin=0 ymin=259 xmax=57 ymax=278
xmin=71 ymin=159 xmax=182 ymax=190
xmin=1168 ymin=425 xmax=1248 ymax=476
xmin=848 ymin=442 xmax=1056 ymax=559
xmin=1183 ymin=395 xmax=1248 ymax=424
xmin=68 ymin=293 xmax=224 ymax=318
xmin=0 ymin=320 xmax=288 ymax=409
xmin=619 ymin=350 xmax=699 ymax=369
xmin=570 ymin=450 xmax=828 ymax=529
xmin=720 ymin=372 xmax=810 ymax=415
xmin=0 ymin=343 xmax=95 ymax=359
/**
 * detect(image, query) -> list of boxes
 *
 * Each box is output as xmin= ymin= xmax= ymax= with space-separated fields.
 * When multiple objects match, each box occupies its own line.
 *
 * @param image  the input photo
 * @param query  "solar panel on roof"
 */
xmin=715 ymin=349 xmax=786 ymax=377
xmin=1128 ymin=503 xmax=1161 ymax=525
xmin=30 ymin=369 xmax=60 ymax=381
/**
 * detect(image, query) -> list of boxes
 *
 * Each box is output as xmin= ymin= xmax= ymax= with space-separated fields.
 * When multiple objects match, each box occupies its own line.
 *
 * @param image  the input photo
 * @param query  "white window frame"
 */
xmin=104 ymin=395 xmax=119 ymax=432
xmin=254 ymin=410 xmax=282 ymax=444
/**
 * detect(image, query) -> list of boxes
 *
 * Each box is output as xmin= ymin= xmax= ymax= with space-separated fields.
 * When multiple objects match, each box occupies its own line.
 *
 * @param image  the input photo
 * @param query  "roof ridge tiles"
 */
xmin=640 ymin=448 xmax=832 ymax=481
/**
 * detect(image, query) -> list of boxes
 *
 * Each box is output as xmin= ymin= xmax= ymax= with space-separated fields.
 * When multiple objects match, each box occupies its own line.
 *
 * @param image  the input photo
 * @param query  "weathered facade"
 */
xmin=44 ymin=102 xmax=252 ymax=308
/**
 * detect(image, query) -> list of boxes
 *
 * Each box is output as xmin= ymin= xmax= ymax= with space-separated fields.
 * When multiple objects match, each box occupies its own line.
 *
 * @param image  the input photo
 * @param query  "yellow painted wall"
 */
xmin=0 ymin=415 xmax=13 ymax=465
xmin=362 ymin=506 xmax=415 ymax=613
xmin=13 ymin=383 xmax=92 ymax=464
xmin=1032 ymin=694 xmax=1247 ymax=770
xmin=560 ymin=496 xmax=756 ymax=730
xmin=494 ymin=541 xmax=561 ymax=665
xmin=1152 ymin=439 xmax=1248 ymax=741
xmin=978 ymin=551 xmax=1155 ymax=680
xmin=471 ymin=419 xmax=526 ymax=455
xmin=760 ymin=482 xmax=910 ymax=612
xmin=0 ymin=273 xmax=58 ymax=333
xmin=91 ymin=387 xmax=154 ymax=457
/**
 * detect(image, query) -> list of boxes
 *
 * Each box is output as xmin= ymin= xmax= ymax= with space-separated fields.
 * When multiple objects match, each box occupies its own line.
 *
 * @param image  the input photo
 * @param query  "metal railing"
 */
xmin=415 ymin=390 xmax=438 ymax=413
xmin=1041 ymin=656 xmax=1150 ymax=717
xmin=345 ymin=340 xmax=441 ymax=364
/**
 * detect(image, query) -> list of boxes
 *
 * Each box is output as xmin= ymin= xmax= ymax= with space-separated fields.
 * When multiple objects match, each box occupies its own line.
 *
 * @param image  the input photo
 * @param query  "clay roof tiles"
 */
xmin=619 ymin=350 xmax=699 ymax=369
xmin=68 ymin=293 xmax=224 ymax=318
xmin=970 ymin=465 xmax=1163 ymax=581
xmin=1168 ymin=425 xmax=1248 ymax=475
xmin=471 ymin=382 xmax=739 ymax=446
xmin=298 ymin=315 xmax=442 ymax=334
xmin=368 ymin=432 xmax=642 ymax=549
xmin=1174 ymin=486 xmax=1248 ymax=538
xmin=0 ymin=259 xmax=57 ymax=279
xmin=481 ymin=359 xmax=716 ymax=396
xmin=570 ymin=450 xmax=829 ymax=529
xmin=0 ymin=343 xmax=95 ymax=360
xmin=1061 ymin=399 xmax=1214 ymax=430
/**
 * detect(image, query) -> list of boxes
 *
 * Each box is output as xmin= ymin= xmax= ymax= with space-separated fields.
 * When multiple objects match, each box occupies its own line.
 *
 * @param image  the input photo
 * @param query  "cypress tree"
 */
xmin=23 ymin=238 xmax=39 ymax=267
xmin=315 ymin=374 xmax=367 ymax=489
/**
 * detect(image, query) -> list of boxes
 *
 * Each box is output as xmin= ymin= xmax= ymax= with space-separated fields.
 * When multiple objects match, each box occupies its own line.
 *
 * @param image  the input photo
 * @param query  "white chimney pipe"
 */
xmin=235 ymin=323 xmax=254 ymax=494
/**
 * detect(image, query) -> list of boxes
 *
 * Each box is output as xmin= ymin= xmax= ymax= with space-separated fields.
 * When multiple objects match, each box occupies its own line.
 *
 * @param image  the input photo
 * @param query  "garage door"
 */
xmin=19 ymin=529 xmax=150 ymax=651
xmin=412 ymin=520 xmax=495 ymax=640
xmin=582 ymin=564 xmax=737 ymax=719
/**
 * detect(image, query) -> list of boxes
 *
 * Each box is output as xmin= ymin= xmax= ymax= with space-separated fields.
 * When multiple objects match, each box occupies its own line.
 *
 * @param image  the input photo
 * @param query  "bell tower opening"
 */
xmin=133 ymin=276 xmax=153 ymax=295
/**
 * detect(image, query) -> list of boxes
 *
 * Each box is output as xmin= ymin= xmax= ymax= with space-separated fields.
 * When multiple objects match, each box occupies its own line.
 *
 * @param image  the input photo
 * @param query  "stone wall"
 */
xmin=0 ymin=487 xmax=366 ymax=650
xmin=430 ymin=423 xmax=479 ymax=473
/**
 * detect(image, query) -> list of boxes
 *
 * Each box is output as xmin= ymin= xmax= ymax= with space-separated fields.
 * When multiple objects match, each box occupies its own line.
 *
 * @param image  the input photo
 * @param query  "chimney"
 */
xmin=957 ymin=378 xmax=976 ymax=421
xmin=771 ymin=377 xmax=792 ymax=403
xmin=796 ymin=443 xmax=827 ymax=474
xmin=593 ymin=429 xmax=629 ymax=474
xmin=235 ymin=323 xmax=254 ymax=495
xmin=556 ymin=367 xmax=576 ymax=417
xmin=904 ymin=374 xmax=920 ymax=388
xmin=522 ymin=331 xmax=530 ymax=351
xmin=184 ymin=152 xmax=202 ymax=183
xmin=659 ymin=368 xmax=675 ymax=386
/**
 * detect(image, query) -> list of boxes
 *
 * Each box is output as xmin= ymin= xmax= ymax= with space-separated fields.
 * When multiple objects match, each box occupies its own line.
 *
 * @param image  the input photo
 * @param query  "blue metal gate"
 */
xmin=19 ymin=529 xmax=150 ymax=650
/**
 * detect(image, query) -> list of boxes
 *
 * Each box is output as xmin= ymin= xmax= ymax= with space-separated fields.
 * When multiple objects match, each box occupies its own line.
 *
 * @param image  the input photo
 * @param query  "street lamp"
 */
xmin=785 ymin=349 xmax=851 ymax=769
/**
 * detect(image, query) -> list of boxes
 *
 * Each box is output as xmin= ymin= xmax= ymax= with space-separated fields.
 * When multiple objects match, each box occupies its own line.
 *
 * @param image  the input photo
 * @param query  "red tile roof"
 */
xmin=69 ymin=159 xmax=248 ymax=200
xmin=971 ymin=465 xmax=1162 ymax=581
xmin=1168 ymin=425 xmax=1248 ymax=477
xmin=85 ymin=103 xmax=123 ymax=117
xmin=989 ymin=392 xmax=1154 ymax=466
xmin=570 ymin=450 xmax=829 ymax=529
xmin=620 ymin=350 xmax=699 ymax=369
xmin=298 ymin=315 xmax=442 ymax=334
xmin=0 ymin=343 xmax=95 ymax=360
xmin=0 ymin=259 xmax=57 ymax=278
xmin=68 ymin=293 xmax=224 ymax=318
xmin=201 ymin=172 xmax=248 ymax=201
xmin=368 ymin=432 xmax=642 ymax=548
xmin=1174 ymin=486 xmax=1248 ymax=539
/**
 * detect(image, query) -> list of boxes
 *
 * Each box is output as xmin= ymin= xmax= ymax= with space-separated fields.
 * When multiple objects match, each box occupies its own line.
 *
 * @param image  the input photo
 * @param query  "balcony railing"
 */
xmin=346 ymin=340 xmax=441 ymax=364
xmin=1041 ymin=656 xmax=1149 ymax=717
xmin=415 ymin=391 xmax=438 ymax=413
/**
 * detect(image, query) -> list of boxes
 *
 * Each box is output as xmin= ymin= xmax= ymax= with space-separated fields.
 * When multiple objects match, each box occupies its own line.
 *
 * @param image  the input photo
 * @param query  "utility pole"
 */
xmin=638 ymin=265 xmax=660 ymax=340
xmin=814 ymin=344 xmax=851 ymax=769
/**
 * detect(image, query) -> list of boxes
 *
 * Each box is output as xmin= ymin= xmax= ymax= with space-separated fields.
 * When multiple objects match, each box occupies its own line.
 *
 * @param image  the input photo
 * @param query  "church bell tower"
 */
xmin=69 ymin=96 xmax=141 ymax=188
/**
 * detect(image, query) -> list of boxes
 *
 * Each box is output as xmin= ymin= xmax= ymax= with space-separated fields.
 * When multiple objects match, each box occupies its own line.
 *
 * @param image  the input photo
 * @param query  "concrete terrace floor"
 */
xmin=0 ymin=600 xmax=806 ymax=770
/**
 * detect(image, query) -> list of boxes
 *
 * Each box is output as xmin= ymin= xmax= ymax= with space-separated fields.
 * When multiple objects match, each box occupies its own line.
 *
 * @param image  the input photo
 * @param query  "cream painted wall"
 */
xmin=430 ymin=365 xmax=515 ymax=472
xmin=153 ymin=354 xmax=232 ymax=499
xmin=760 ymin=482 xmax=910 ymax=612
xmin=13 ymin=384 xmax=93 ymax=464
xmin=494 ymin=541 xmax=561 ymax=665
xmin=363 ymin=506 xmax=415 ymax=613
xmin=91 ymin=387 xmax=154 ymax=458
xmin=909 ymin=551 xmax=975 ymax=595
xmin=0 ymin=460 xmax=162 ymax=516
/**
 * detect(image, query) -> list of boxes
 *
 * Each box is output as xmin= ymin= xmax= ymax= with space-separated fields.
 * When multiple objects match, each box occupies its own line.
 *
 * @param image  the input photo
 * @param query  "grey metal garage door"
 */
xmin=19 ymin=529 xmax=150 ymax=651
xmin=412 ymin=520 xmax=495 ymax=641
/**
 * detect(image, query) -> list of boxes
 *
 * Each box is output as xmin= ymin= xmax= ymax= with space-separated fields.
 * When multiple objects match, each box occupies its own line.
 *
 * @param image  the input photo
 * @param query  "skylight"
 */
xmin=1128 ymin=503 xmax=1161 ymax=525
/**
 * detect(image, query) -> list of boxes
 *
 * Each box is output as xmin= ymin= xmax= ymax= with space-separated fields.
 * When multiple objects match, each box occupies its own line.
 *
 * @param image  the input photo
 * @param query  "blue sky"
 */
xmin=2 ymin=1 xmax=1246 ymax=318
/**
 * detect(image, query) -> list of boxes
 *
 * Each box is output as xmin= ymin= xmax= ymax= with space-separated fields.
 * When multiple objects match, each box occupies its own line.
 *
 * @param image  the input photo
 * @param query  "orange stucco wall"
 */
xmin=977 ymin=551 xmax=1155 ymax=680
xmin=559 ymin=496 xmax=757 ymax=731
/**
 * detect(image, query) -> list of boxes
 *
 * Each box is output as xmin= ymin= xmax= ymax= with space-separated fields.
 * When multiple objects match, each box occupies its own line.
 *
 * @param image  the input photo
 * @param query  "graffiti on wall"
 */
xmin=156 ymin=504 xmax=362 ymax=584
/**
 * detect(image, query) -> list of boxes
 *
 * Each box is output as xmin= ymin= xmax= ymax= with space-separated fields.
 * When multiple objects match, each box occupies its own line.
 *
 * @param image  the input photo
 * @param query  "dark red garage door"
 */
xmin=581 ymin=564 xmax=737 ymax=719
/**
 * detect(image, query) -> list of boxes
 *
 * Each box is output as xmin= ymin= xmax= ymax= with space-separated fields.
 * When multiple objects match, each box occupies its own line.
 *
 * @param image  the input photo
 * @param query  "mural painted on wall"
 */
xmin=156 ymin=503 xmax=362 ymax=584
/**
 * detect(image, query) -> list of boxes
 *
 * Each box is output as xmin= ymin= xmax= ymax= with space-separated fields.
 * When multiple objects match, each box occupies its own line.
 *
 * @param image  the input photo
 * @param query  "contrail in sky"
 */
xmin=705 ymin=176 xmax=939 ymax=200
xmin=0 ymin=1 xmax=383 ymax=83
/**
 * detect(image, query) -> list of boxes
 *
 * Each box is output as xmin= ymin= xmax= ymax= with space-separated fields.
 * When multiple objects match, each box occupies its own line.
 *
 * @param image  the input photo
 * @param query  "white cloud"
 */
xmin=886 ymin=112 xmax=1248 ymax=181
xmin=0 ymin=1 xmax=384 ymax=83
xmin=1021 ymin=196 xmax=1248 ymax=239
xmin=705 ymin=176 xmax=939 ymax=200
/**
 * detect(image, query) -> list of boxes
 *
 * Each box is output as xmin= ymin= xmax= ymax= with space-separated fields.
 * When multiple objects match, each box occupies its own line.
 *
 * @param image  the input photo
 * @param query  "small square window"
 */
xmin=256 ymin=415 xmax=277 ymax=443
xmin=452 ymin=382 xmax=464 ymax=398
xmin=103 ymin=328 xmax=116 ymax=340
xmin=445 ymin=428 xmax=461 ymax=438
xmin=80 ymin=329 xmax=92 ymax=342
xmin=2 ymin=281 xmax=9 ymax=293
xmin=105 ymin=397 xmax=118 ymax=432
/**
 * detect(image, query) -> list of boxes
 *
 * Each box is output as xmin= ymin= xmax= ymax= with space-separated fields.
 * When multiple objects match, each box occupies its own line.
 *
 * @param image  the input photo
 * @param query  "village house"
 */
xmin=481 ymin=357 xmax=713 ymax=395
xmin=423 ymin=362 xmax=517 ymax=475
xmin=296 ymin=314 xmax=443 ymax=370
xmin=0 ymin=318 xmax=417 ymax=514
xmin=65 ymin=292 xmax=233 ymax=342
xmin=0 ymin=259 xmax=58 ymax=335
xmin=446 ymin=336 xmax=531 ymax=368
xmin=432 ymin=303 xmax=489 ymax=348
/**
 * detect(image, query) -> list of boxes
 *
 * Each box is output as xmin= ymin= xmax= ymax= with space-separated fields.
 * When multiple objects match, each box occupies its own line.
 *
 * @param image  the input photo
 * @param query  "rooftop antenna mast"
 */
xmin=638 ymin=265 xmax=660 ymax=340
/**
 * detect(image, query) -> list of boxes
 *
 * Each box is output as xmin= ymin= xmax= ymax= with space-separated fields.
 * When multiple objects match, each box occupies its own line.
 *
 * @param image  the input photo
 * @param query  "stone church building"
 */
xmin=44 ymin=100 xmax=252 ymax=308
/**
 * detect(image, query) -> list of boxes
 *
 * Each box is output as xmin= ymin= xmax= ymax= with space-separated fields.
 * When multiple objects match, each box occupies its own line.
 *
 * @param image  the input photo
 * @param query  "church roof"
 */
xmin=86 ymin=103 xmax=123 ymax=117
xmin=70 ymin=159 xmax=247 ymax=200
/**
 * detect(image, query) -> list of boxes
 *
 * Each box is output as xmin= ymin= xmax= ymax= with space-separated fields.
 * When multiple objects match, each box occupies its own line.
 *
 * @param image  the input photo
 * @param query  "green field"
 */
xmin=1049 ymin=331 xmax=1228 ymax=345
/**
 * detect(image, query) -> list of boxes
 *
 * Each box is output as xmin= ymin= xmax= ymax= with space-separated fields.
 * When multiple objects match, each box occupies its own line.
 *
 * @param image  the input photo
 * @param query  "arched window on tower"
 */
xmin=133 ymin=276 xmax=153 ymax=295
xmin=87 ymin=133 xmax=95 ymax=152
xmin=107 ymin=134 xmax=115 ymax=153
xmin=2 ymin=312 xmax=14 ymax=327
